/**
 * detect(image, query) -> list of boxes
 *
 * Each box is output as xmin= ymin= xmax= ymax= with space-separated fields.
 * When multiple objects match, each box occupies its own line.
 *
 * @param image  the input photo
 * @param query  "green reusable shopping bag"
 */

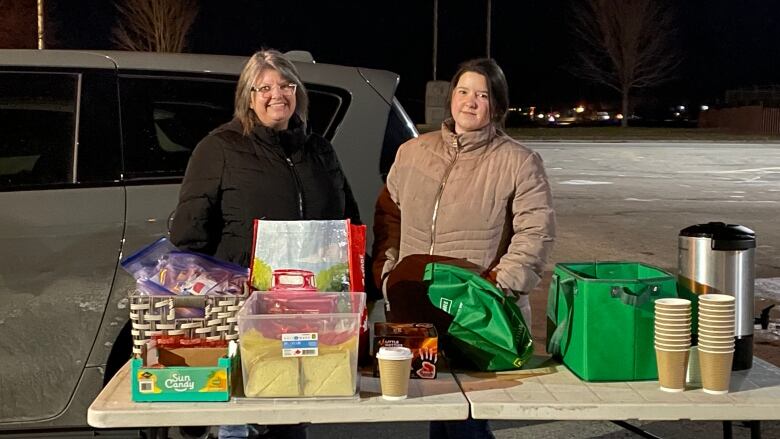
xmin=546 ymin=262 xmax=677 ymax=381
xmin=423 ymin=262 xmax=534 ymax=371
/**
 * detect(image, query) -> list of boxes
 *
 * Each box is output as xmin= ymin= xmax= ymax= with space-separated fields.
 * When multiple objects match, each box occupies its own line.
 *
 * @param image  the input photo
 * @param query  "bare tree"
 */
xmin=0 ymin=0 xmax=36 ymax=49
xmin=570 ymin=0 xmax=680 ymax=126
xmin=112 ymin=0 xmax=199 ymax=52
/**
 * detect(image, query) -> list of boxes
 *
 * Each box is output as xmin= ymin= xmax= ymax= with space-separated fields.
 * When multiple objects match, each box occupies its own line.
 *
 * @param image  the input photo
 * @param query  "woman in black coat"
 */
xmin=171 ymin=49 xmax=360 ymax=268
xmin=170 ymin=49 xmax=360 ymax=439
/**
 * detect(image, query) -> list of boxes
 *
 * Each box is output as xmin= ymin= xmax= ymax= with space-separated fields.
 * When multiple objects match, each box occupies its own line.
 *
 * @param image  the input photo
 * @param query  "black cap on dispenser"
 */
xmin=680 ymin=222 xmax=756 ymax=251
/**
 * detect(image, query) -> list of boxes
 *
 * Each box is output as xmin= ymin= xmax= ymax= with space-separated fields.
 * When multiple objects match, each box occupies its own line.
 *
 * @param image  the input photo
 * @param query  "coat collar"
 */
xmin=251 ymin=114 xmax=307 ymax=157
xmin=440 ymin=118 xmax=497 ymax=153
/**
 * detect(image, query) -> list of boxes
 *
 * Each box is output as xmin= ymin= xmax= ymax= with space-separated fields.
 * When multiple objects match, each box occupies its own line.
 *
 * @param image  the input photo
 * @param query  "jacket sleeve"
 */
xmin=371 ymin=182 xmax=402 ymax=292
xmin=169 ymin=135 xmax=225 ymax=255
xmin=494 ymin=152 xmax=556 ymax=295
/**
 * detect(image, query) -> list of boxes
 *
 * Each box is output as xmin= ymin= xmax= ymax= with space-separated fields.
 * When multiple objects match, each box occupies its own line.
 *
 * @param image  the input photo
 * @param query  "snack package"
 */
xmin=121 ymin=238 xmax=249 ymax=296
xmin=373 ymin=322 xmax=438 ymax=379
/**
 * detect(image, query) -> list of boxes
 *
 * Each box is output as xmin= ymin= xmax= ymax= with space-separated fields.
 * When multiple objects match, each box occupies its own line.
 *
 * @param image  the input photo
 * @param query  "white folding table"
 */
xmin=88 ymin=362 xmax=469 ymax=429
xmin=457 ymin=356 xmax=780 ymax=421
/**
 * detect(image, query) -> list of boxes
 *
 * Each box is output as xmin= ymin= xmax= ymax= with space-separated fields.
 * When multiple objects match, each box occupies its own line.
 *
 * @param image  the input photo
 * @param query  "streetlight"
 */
xmin=37 ymin=0 xmax=45 ymax=49
xmin=486 ymin=0 xmax=491 ymax=58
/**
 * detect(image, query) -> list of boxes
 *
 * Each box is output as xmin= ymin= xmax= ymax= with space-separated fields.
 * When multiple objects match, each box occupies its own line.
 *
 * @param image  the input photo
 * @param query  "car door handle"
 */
xmin=167 ymin=210 xmax=176 ymax=235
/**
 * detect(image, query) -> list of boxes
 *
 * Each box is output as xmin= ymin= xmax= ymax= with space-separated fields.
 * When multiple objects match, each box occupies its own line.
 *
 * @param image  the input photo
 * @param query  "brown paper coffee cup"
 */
xmin=376 ymin=347 xmax=413 ymax=400
xmin=655 ymin=348 xmax=689 ymax=392
xmin=699 ymin=349 xmax=734 ymax=394
xmin=655 ymin=298 xmax=691 ymax=309
xmin=699 ymin=294 xmax=735 ymax=306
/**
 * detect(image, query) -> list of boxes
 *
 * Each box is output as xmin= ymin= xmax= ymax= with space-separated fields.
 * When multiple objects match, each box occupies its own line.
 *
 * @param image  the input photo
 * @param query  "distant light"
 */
xmin=674 ymin=112 xmax=681 ymax=117
xmin=554 ymin=112 xmax=560 ymax=118
xmin=701 ymin=105 xmax=709 ymax=111
xmin=678 ymin=105 xmax=686 ymax=111
xmin=575 ymin=106 xmax=585 ymax=113
xmin=537 ymin=113 xmax=545 ymax=119
xmin=616 ymin=113 xmax=624 ymax=120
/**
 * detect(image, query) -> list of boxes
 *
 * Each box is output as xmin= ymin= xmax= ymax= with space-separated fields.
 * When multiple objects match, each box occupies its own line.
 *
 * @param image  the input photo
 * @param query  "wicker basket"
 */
xmin=129 ymin=292 xmax=247 ymax=357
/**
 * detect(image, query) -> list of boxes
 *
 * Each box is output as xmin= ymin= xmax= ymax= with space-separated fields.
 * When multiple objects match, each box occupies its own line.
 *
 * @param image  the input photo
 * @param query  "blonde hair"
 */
xmin=234 ymin=49 xmax=309 ymax=135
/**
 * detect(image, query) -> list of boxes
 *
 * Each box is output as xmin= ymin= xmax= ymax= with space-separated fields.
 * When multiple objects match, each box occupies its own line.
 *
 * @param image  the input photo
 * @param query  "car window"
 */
xmin=119 ymin=76 xmax=236 ymax=180
xmin=307 ymin=85 xmax=351 ymax=140
xmin=0 ymin=72 xmax=77 ymax=190
xmin=120 ymin=76 xmax=351 ymax=180
xmin=379 ymin=98 xmax=418 ymax=181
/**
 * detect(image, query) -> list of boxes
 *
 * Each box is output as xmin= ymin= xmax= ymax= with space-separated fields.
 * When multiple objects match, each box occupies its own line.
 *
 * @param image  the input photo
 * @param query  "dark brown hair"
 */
xmin=446 ymin=58 xmax=509 ymax=128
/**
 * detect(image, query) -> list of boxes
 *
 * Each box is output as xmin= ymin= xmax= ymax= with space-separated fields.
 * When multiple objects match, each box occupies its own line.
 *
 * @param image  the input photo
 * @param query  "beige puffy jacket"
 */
xmin=372 ymin=120 xmax=556 ymax=310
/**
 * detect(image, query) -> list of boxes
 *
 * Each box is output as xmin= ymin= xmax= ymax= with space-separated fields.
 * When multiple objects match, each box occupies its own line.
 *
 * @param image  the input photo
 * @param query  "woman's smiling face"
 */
xmin=450 ymin=71 xmax=491 ymax=133
xmin=250 ymin=68 xmax=297 ymax=130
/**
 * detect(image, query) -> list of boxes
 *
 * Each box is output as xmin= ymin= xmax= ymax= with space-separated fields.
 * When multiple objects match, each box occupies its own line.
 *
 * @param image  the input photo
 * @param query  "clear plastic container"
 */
xmin=237 ymin=291 xmax=366 ymax=398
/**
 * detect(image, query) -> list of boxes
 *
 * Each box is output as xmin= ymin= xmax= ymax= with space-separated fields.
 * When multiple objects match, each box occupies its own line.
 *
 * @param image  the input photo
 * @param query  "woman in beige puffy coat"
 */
xmin=372 ymin=58 xmax=555 ymax=438
xmin=373 ymin=58 xmax=556 ymax=324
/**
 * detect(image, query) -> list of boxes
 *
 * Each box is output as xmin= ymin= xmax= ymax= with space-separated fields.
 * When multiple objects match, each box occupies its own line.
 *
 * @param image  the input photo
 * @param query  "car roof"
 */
xmin=0 ymin=49 xmax=400 ymax=102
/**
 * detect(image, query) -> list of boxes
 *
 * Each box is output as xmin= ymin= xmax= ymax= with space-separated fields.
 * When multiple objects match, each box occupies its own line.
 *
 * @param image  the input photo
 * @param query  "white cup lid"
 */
xmin=376 ymin=346 xmax=413 ymax=360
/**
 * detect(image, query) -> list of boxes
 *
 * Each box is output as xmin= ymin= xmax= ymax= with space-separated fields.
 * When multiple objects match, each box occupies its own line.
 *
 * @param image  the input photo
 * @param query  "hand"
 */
xmin=415 ymin=347 xmax=437 ymax=379
xmin=482 ymin=269 xmax=498 ymax=286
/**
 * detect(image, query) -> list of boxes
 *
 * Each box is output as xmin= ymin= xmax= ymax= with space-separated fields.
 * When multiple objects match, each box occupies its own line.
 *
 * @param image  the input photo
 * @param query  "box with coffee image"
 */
xmin=373 ymin=322 xmax=438 ymax=379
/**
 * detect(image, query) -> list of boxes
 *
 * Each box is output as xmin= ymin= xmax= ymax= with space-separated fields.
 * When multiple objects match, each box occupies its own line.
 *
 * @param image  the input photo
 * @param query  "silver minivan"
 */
xmin=0 ymin=49 xmax=416 ymax=434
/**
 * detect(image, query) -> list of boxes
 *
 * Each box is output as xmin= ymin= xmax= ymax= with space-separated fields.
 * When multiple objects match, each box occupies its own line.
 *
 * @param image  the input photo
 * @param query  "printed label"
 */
xmin=138 ymin=379 xmax=154 ymax=393
xmin=282 ymin=332 xmax=319 ymax=357
xmin=439 ymin=298 xmax=453 ymax=313
xmin=164 ymin=373 xmax=195 ymax=392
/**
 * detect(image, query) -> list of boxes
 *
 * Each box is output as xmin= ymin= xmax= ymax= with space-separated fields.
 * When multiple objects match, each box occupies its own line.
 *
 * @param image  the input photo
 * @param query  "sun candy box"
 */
xmin=373 ymin=322 xmax=438 ymax=379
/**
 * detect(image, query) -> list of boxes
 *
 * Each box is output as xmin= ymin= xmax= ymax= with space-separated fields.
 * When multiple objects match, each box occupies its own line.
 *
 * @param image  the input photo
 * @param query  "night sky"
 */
xmin=43 ymin=0 xmax=780 ymax=121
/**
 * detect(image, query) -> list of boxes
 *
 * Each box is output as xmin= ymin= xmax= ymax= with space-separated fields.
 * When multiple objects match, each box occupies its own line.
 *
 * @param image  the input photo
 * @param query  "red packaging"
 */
xmin=373 ymin=322 xmax=438 ymax=379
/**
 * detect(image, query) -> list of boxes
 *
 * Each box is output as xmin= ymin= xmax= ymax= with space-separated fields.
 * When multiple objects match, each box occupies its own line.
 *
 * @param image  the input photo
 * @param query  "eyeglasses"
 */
xmin=251 ymin=83 xmax=297 ymax=98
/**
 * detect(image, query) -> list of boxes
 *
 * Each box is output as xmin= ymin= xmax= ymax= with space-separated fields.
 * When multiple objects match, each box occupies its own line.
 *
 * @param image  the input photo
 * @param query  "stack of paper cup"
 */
xmin=654 ymin=298 xmax=692 ymax=392
xmin=698 ymin=294 xmax=736 ymax=395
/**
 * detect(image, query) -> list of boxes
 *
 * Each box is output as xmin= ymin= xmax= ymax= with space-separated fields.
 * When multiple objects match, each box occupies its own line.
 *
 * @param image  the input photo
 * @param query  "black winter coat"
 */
xmin=170 ymin=116 xmax=360 ymax=267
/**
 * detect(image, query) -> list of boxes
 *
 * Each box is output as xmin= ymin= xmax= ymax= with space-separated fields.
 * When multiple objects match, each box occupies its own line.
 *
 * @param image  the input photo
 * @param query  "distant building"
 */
xmin=700 ymin=85 xmax=780 ymax=134
xmin=725 ymin=85 xmax=780 ymax=107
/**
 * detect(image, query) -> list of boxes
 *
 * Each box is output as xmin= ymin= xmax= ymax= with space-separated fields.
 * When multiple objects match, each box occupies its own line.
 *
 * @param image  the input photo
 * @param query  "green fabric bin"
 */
xmin=546 ymin=262 xmax=677 ymax=381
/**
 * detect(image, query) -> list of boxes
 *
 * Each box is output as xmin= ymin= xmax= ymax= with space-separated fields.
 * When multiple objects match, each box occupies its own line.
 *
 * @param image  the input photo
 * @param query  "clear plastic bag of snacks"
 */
xmin=121 ymin=237 xmax=248 ymax=296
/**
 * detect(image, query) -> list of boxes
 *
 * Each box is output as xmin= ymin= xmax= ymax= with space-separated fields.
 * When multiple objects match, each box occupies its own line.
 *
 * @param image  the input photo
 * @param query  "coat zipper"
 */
xmin=429 ymin=137 xmax=461 ymax=254
xmin=285 ymin=157 xmax=305 ymax=219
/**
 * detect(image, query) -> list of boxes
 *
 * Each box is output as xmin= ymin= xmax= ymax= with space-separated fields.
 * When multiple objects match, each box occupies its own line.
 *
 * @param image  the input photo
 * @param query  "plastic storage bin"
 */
xmin=546 ymin=262 xmax=677 ymax=381
xmin=237 ymin=291 xmax=366 ymax=397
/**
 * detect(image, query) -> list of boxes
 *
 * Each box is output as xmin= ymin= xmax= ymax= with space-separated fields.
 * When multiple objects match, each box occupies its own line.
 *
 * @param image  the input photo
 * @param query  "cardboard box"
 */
xmin=131 ymin=342 xmax=233 ymax=402
xmin=373 ymin=322 xmax=438 ymax=379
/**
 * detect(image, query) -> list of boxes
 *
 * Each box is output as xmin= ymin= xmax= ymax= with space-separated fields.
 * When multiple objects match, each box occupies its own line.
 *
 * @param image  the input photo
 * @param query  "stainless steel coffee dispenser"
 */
xmin=678 ymin=222 xmax=756 ymax=371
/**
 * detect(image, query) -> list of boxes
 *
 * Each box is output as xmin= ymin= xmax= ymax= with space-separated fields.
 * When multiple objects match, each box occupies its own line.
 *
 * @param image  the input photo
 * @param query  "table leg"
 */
xmin=722 ymin=421 xmax=733 ymax=439
xmin=611 ymin=421 xmax=663 ymax=439
xmin=141 ymin=427 xmax=169 ymax=439
xmin=747 ymin=420 xmax=761 ymax=439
